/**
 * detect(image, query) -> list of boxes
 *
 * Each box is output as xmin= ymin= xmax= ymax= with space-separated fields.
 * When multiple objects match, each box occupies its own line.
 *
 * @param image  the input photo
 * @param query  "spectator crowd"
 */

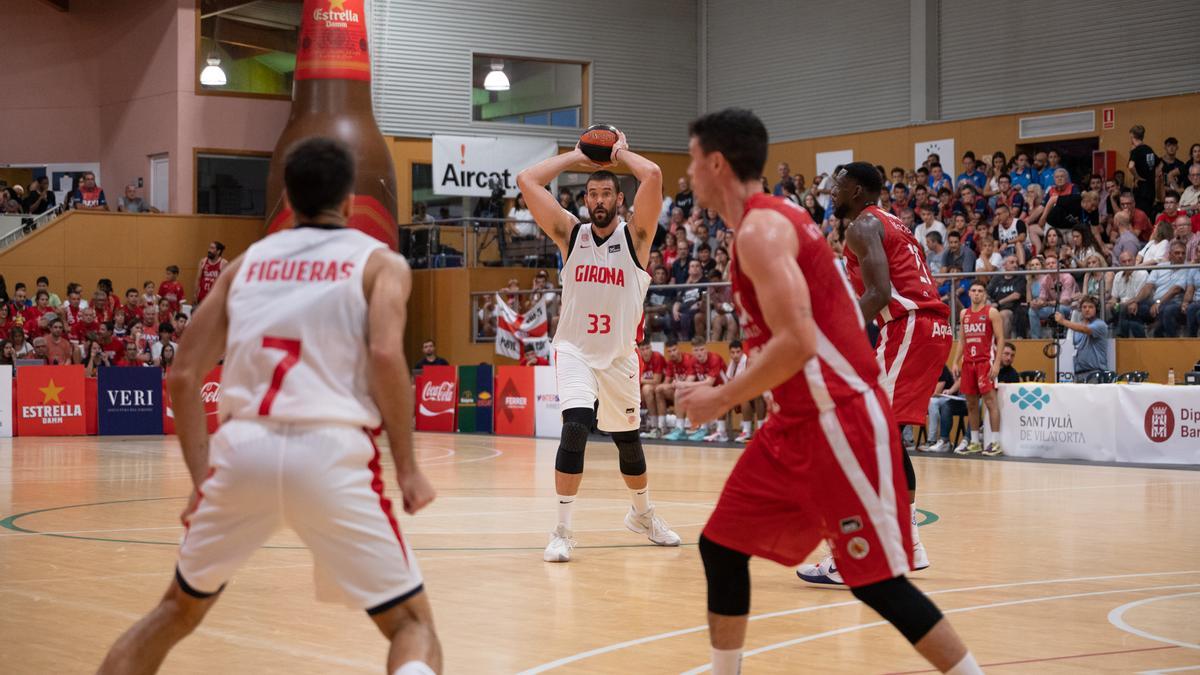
xmin=0 ymin=171 xmax=159 ymax=218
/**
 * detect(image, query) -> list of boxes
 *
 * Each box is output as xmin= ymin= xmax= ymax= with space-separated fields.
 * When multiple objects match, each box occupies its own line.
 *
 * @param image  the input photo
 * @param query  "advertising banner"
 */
xmin=998 ymin=383 xmax=1116 ymax=461
xmin=494 ymin=366 xmax=535 ymax=436
xmin=16 ymin=365 xmax=88 ymax=436
xmin=415 ymin=365 xmax=456 ymax=432
xmin=534 ymin=365 xmax=561 ymax=439
xmin=98 ymin=367 xmax=164 ymax=436
xmin=456 ymin=364 xmax=493 ymax=434
xmin=163 ymin=366 xmax=223 ymax=435
xmin=432 ymin=134 xmax=557 ymax=198
xmin=1114 ymin=386 xmax=1200 ymax=464
xmin=495 ymin=294 xmax=550 ymax=361
xmin=0 ymin=366 xmax=11 ymax=438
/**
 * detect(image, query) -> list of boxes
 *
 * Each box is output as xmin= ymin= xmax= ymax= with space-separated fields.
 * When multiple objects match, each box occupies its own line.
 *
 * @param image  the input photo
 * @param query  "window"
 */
xmin=196 ymin=152 xmax=270 ymax=215
xmin=198 ymin=1 xmax=299 ymax=97
xmin=472 ymin=55 xmax=585 ymax=128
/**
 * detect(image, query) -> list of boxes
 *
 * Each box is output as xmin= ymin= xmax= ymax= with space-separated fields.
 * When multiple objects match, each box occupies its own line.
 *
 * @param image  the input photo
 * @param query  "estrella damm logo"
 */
xmin=1010 ymin=386 xmax=1051 ymax=411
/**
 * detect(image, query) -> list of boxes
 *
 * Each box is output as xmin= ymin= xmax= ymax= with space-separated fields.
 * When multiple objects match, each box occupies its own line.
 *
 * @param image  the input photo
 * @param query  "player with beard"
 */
xmin=517 ymin=130 xmax=680 ymax=563
xmin=795 ymin=162 xmax=952 ymax=586
xmin=677 ymin=108 xmax=979 ymax=675
xmin=195 ymin=241 xmax=229 ymax=305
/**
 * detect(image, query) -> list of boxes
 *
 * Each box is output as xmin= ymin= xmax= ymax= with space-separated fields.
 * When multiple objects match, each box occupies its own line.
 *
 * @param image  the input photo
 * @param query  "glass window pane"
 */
xmin=196 ymin=154 xmax=270 ymax=216
xmin=198 ymin=1 xmax=299 ymax=97
xmin=472 ymin=55 xmax=584 ymax=127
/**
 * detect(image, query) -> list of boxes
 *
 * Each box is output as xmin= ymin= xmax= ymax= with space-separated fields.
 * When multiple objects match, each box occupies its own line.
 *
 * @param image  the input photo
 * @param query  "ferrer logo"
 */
xmin=504 ymin=396 xmax=528 ymax=409
xmin=422 ymin=381 xmax=455 ymax=403
xmin=1144 ymin=402 xmax=1174 ymax=443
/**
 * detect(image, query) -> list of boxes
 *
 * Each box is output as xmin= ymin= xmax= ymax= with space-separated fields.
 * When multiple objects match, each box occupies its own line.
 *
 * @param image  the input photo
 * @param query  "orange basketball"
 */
xmin=579 ymin=123 xmax=619 ymax=163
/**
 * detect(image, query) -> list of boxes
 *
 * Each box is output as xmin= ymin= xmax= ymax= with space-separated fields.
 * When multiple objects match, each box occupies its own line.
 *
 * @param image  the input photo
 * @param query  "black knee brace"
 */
xmin=611 ymin=430 xmax=646 ymax=476
xmin=851 ymin=576 xmax=943 ymax=644
xmin=900 ymin=439 xmax=916 ymax=494
xmin=555 ymin=407 xmax=594 ymax=474
xmin=699 ymin=534 xmax=751 ymax=616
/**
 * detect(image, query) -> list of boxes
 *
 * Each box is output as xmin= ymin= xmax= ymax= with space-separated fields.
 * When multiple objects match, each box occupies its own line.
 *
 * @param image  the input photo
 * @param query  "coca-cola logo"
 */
xmin=200 ymin=382 xmax=221 ymax=405
xmin=422 ymin=381 xmax=455 ymax=403
xmin=1144 ymin=402 xmax=1174 ymax=443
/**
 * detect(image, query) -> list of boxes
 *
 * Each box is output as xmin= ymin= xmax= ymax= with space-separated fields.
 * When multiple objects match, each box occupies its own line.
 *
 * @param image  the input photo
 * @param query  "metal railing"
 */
xmin=399 ymin=217 xmax=558 ymax=269
xmin=0 ymin=205 xmax=64 ymax=249
xmin=467 ymin=262 xmax=1200 ymax=346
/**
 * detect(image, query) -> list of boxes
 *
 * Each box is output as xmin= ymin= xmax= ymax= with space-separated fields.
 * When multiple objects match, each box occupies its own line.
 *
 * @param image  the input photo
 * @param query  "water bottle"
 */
xmin=1167 ymin=368 xmax=1175 ymax=385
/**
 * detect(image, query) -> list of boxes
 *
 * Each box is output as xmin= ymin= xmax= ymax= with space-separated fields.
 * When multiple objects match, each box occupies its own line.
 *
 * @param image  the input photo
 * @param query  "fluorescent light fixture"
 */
xmin=484 ymin=61 xmax=509 ymax=91
xmin=200 ymin=57 xmax=227 ymax=86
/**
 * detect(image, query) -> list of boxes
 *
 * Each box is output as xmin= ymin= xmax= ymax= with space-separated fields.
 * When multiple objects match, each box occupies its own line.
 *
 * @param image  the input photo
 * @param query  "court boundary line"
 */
xmin=516 ymin=570 xmax=1200 ymax=674
xmin=1108 ymin=591 xmax=1200 ymax=650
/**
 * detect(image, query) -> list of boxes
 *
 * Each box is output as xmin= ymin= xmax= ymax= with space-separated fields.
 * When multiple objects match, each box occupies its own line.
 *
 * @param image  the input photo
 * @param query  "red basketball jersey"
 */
xmin=844 ymin=205 xmax=949 ymax=326
xmin=961 ymin=305 xmax=995 ymax=363
xmin=731 ymin=194 xmax=881 ymax=422
xmin=197 ymin=258 xmax=224 ymax=302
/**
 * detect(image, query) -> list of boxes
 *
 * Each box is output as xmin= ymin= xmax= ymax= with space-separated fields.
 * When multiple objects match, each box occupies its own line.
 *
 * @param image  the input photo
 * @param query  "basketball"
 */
xmin=579 ymin=123 xmax=620 ymax=163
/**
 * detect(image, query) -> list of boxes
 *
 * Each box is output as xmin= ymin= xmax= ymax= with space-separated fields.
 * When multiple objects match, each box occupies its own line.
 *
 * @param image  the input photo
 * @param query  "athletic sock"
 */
xmin=946 ymin=652 xmax=983 ymax=675
xmin=630 ymin=487 xmax=651 ymax=515
xmin=910 ymin=503 xmax=921 ymax=545
xmin=716 ymin=420 xmax=727 ymax=434
xmin=678 ymin=417 xmax=688 ymax=430
xmin=393 ymin=661 xmax=435 ymax=675
xmin=741 ymin=420 xmax=751 ymax=433
xmin=711 ymin=647 xmax=743 ymax=675
xmin=556 ymin=494 xmax=576 ymax=530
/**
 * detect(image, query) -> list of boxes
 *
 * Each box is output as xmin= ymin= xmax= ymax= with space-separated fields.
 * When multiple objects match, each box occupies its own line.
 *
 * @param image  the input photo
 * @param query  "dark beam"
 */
xmin=38 ymin=0 xmax=69 ymax=11
xmin=210 ymin=17 xmax=297 ymax=54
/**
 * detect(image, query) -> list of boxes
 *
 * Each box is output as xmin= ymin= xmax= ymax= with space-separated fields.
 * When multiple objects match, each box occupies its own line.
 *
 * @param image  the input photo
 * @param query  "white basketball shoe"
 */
xmin=543 ymin=524 xmax=576 ymax=563
xmin=624 ymin=506 xmax=681 ymax=546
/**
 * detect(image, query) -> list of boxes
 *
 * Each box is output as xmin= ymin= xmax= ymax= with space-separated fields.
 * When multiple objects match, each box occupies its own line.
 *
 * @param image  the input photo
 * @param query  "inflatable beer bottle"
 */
xmin=264 ymin=0 xmax=397 ymax=249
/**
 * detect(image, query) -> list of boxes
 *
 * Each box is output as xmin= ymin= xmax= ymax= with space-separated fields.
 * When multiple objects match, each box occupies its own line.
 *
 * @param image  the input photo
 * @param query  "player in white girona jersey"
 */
xmin=517 ymin=129 xmax=680 ymax=563
xmin=98 ymin=139 xmax=443 ymax=675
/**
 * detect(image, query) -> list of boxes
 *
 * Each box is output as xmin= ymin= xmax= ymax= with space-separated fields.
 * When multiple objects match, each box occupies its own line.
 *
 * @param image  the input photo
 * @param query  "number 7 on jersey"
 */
xmin=258 ymin=336 xmax=302 ymax=415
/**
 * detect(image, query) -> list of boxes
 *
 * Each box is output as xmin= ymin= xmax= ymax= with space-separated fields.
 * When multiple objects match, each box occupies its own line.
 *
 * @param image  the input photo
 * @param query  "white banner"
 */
xmin=495 ymin=294 xmax=551 ymax=360
xmin=432 ymin=134 xmax=557 ymax=198
xmin=1114 ymin=387 xmax=1200 ymax=464
xmin=914 ymin=138 xmax=955 ymax=170
xmin=999 ymin=383 xmax=1116 ymax=461
xmin=0 ymin=366 xmax=11 ymax=438
xmin=534 ymin=365 xmax=562 ymax=439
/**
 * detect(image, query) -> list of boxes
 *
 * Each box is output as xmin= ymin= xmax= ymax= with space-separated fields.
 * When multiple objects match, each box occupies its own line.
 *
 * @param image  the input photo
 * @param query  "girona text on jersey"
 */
xmin=242 ymin=259 xmax=355 ymax=283
xmin=574 ymin=264 xmax=626 ymax=286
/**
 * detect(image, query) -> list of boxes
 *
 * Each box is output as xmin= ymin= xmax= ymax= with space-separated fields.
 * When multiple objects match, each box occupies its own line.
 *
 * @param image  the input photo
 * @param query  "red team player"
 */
xmin=686 ymin=337 xmax=729 ymax=442
xmin=796 ymin=161 xmax=953 ymax=585
xmin=653 ymin=339 xmax=696 ymax=439
xmin=97 ymin=139 xmax=443 ymax=675
xmin=638 ymin=337 xmax=667 ymax=432
xmin=678 ymin=109 xmax=979 ymax=675
xmin=195 ymin=240 xmax=229 ymax=305
xmin=951 ymin=283 xmax=1005 ymax=456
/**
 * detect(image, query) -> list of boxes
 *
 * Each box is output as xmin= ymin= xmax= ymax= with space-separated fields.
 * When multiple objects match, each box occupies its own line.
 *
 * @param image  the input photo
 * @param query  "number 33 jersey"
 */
xmin=220 ymin=226 xmax=386 ymax=428
xmin=843 ymin=205 xmax=949 ymax=326
xmin=553 ymin=220 xmax=651 ymax=369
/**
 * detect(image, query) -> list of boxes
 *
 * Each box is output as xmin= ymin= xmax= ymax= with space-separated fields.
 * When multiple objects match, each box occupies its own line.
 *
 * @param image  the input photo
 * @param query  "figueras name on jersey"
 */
xmin=242 ymin=259 xmax=356 ymax=283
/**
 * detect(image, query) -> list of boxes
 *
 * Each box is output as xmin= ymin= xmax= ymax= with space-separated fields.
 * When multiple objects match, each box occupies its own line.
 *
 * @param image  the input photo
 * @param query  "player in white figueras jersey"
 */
xmin=98 ymin=139 xmax=444 ymax=675
xmin=517 ymin=129 xmax=681 ymax=563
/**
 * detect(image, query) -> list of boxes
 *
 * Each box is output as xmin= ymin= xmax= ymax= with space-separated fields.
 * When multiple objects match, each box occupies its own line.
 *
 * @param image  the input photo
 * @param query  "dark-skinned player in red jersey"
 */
xmin=796 ymin=161 xmax=953 ymax=586
xmin=677 ymin=109 xmax=980 ymax=675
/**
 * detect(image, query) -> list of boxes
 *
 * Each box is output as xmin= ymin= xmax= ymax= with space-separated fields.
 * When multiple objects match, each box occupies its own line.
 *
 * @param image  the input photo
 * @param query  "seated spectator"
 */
xmin=952 ymin=184 xmax=988 ymax=220
xmin=655 ymin=340 xmax=695 ymax=439
xmin=1185 ymin=247 xmax=1200 ymax=337
xmin=990 ymin=204 xmax=1028 ymax=263
xmin=90 ymin=290 xmax=112 ymax=322
xmin=1108 ymin=251 xmax=1148 ymax=324
xmin=987 ymin=174 xmax=1025 ymax=215
xmin=1109 ymin=211 xmax=1142 ymax=265
xmin=82 ymin=335 xmax=114 ymax=377
xmin=149 ymin=322 xmax=177 ymax=366
xmin=1029 ymin=255 xmax=1075 ymax=338
xmin=975 ymin=237 xmax=1003 ymax=276
xmin=1041 ymin=151 xmax=1070 ymax=191
xmin=70 ymin=306 xmax=100 ymax=343
xmin=42 ymin=318 xmax=78 ymax=365
xmin=928 ymin=161 xmax=952 ymax=193
xmin=0 ymin=340 xmax=13 ymax=365
xmin=704 ymin=268 xmax=737 ymax=341
xmin=1119 ymin=242 xmax=1188 ymax=337
xmin=914 ymin=204 xmax=946 ymax=248
xmin=70 ymin=172 xmax=109 ymax=211
xmin=29 ymin=337 xmax=50 ymax=364
xmin=1181 ymin=165 xmax=1200 ymax=215
xmin=943 ymin=230 xmax=976 ymax=273
xmin=172 ymin=312 xmax=188 ymax=340
xmin=412 ymin=339 xmax=450 ymax=377
xmin=997 ymin=341 xmax=1020 ymax=384
xmin=119 ymin=342 xmax=145 ymax=366
xmin=987 ymin=255 xmax=1027 ymax=338
xmin=1046 ymin=168 xmax=1076 ymax=200
xmin=1156 ymin=191 xmax=1184 ymax=230
xmin=800 ymin=192 xmax=824 ymax=222
xmin=142 ymin=281 xmax=158 ymax=308
xmin=1137 ymin=222 xmax=1173 ymax=266
xmin=672 ymin=260 xmax=707 ymax=340
xmin=505 ymin=193 xmax=536 ymax=239
xmin=1053 ymin=296 xmax=1109 ymax=381
xmin=956 ymin=151 xmax=987 ymax=190
xmin=637 ymin=338 xmax=667 ymax=438
xmin=1022 ymin=183 xmax=1047 ymax=229
xmin=112 ymin=308 xmax=131 ymax=340
xmin=919 ymin=366 xmax=961 ymax=453
xmin=644 ymin=266 xmax=676 ymax=338
xmin=938 ymin=264 xmax=971 ymax=312
xmin=669 ymin=238 xmax=692 ymax=283
xmin=924 ymin=231 xmax=946 ymax=274
xmin=8 ymin=326 xmax=34 ymax=358
xmin=520 ymin=343 xmax=548 ymax=366
xmin=1118 ymin=192 xmax=1153 ymax=241
xmin=682 ymin=337 xmax=726 ymax=442
xmin=117 ymin=185 xmax=159 ymax=213
xmin=159 ymin=343 xmax=176 ymax=370
xmin=1043 ymin=190 xmax=1100 ymax=242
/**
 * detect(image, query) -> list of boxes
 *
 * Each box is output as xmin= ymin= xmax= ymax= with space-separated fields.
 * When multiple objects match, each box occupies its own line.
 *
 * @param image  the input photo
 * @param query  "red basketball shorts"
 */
xmin=702 ymin=388 xmax=913 ymax=588
xmin=876 ymin=311 xmax=953 ymax=425
xmin=959 ymin=359 xmax=996 ymax=396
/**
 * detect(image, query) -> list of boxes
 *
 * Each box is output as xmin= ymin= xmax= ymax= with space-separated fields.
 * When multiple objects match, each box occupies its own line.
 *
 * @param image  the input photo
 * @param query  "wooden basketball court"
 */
xmin=2 ymin=433 xmax=1197 ymax=673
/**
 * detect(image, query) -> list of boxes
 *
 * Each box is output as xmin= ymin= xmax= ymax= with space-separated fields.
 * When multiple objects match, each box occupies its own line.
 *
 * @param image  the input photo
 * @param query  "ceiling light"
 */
xmin=484 ymin=61 xmax=509 ymax=91
xmin=200 ymin=57 xmax=227 ymax=86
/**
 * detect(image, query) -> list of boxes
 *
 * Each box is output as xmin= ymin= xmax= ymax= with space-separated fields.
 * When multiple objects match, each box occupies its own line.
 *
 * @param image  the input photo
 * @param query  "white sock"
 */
xmin=741 ymin=420 xmax=751 ymax=433
xmin=969 ymin=428 xmax=980 ymax=442
xmin=659 ymin=416 xmax=669 ymax=430
xmin=910 ymin=503 xmax=921 ymax=545
xmin=946 ymin=652 xmax=983 ymax=675
xmin=630 ymin=487 xmax=651 ymax=515
xmin=557 ymin=494 xmax=576 ymax=530
xmin=393 ymin=662 xmax=435 ymax=675
xmin=717 ymin=420 xmax=726 ymax=434
xmin=711 ymin=647 xmax=743 ymax=675
xmin=678 ymin=417 xmax=688 ymax=430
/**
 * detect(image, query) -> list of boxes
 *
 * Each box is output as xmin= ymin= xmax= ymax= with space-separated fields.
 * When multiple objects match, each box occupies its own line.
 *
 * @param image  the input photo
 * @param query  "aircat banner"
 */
xmin=432 ymin=135 xmax=556 ymax=198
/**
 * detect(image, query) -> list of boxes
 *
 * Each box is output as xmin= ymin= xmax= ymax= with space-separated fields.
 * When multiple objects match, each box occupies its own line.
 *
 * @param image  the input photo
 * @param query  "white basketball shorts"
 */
xmin=555 ymin=348 xmax=640 ymax=432
xmin=176 ymin=419 xmax=423 ymax=613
